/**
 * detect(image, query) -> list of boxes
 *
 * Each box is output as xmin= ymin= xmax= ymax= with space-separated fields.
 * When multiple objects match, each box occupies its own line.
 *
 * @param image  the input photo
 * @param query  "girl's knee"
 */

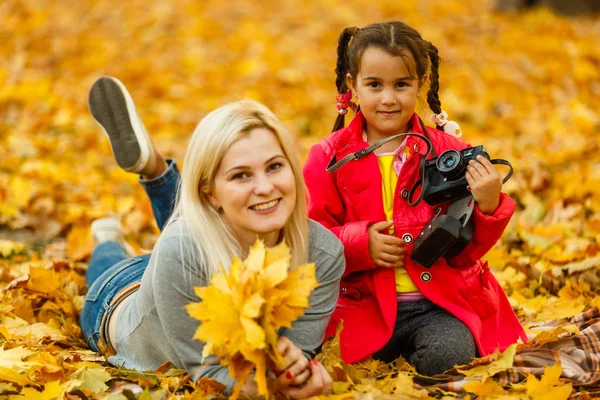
xmin=412 ymin=338 xmax=476 ymax=375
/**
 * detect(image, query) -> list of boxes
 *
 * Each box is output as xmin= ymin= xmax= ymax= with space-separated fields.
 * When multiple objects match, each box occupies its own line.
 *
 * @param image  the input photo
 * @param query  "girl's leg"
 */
xmin=374 ymin=299 xmax=476 ymax=375
xmin=403 ymin=300 xmax=476 ymax=375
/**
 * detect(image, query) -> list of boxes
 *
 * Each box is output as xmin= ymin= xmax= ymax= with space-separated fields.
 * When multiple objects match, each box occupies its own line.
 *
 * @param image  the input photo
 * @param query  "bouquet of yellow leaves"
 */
xmin=186 ymin=240 xmax=319 ymax=399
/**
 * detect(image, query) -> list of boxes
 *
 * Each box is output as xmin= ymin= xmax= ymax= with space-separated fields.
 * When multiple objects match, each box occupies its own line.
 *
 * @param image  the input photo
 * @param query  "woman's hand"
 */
xmin=368 ymin=221 xmax=406 ymax=268
xmin=466 ymin=155 xmax=502 ymax=215
xmin=279 ymin=359 xmax=333 ymax=399
xmin=271 ymin=336 xmax=311 ymax=389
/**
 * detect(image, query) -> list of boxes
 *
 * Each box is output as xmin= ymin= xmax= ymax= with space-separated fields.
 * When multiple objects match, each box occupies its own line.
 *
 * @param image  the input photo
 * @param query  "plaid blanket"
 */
xmin=416 ymin=307 xmax=600 ymax=397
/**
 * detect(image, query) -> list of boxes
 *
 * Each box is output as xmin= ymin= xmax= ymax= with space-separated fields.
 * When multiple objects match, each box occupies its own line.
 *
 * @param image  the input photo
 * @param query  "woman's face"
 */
xmin=212 ymin=127 xmax=297 ymax=248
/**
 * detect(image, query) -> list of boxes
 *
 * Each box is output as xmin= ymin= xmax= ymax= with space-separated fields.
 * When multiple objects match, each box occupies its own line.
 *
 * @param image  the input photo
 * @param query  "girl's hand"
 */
xmin=279 ymin=359 xmax=333 ymax=399
xmin=368 ymin=221 xmax=406 ymax=268
xmin=466 ymin=155 xmax=502 ymax=215
xmin=271 ymin=336 xmax=311 ymax=390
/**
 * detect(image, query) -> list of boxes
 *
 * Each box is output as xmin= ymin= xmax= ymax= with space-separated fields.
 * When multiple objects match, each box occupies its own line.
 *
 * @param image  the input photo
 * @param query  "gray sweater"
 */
xmin=109 ymin=218 xmax=345 ymax=389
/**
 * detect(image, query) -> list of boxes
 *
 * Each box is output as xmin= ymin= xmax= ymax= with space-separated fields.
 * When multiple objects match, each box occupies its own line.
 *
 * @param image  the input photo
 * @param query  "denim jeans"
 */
xmin=80 ymin=159 xmax=179 ymax=351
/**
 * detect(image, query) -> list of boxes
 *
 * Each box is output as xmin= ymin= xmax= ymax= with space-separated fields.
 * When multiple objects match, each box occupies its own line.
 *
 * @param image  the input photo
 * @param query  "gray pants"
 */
xmin=373 ymin=299 xmax=476 ymax=375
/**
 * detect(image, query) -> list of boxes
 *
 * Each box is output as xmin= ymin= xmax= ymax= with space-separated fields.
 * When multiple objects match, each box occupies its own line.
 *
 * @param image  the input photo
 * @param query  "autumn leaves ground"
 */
xmin=0 ymin=0 xmax=599 ymax=398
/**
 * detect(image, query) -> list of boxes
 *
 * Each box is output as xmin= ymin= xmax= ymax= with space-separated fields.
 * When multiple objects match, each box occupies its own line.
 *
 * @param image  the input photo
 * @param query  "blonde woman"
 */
xmin=80 ymin=77 xmax=342 ymax=398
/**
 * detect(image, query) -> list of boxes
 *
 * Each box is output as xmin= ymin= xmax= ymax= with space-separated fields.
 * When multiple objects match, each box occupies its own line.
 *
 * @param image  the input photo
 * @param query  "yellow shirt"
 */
xmin=376 ymin=153 xmax=419 ymax=293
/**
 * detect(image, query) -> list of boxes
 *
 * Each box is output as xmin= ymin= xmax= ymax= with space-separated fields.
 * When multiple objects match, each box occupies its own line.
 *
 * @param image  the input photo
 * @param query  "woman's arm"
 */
xmin=150 ymin=231 xmax=237 ymax=389
xmin=279 ymin=222 xmax=345 ymax=355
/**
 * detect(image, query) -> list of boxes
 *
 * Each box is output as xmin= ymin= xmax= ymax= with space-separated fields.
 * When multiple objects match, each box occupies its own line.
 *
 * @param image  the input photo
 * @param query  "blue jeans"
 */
xmin=80 ymin=159 xmax=179 ymax=352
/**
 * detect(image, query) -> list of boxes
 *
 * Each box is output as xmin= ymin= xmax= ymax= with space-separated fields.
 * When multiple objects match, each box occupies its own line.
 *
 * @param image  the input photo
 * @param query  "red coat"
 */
xmin=303 ymin=112 xmax=527 ymax=364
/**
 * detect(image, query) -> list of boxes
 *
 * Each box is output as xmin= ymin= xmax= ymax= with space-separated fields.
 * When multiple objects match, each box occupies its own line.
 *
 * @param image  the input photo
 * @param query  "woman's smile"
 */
xmin=250 ymin=198 xmax=281 ymax=213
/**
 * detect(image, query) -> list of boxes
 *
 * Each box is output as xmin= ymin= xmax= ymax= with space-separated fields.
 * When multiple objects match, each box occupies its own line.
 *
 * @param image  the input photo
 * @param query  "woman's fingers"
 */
xmin=274 ymin=356 xmax=310 ymax=388
xmin=283 ymin=360 xmax=330 ymax=399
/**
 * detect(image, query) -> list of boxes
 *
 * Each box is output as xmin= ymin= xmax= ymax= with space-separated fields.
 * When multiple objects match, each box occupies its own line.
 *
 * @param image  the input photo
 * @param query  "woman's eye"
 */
xmin=367 ymin=82 xmax=380 ymax=88
xmin=269 ymin=162 xmax=283 ymax=171
xmin=397 ymin=82 xmax=407 ymax=88
xmin=232 ymin=172 xmax=248 ymax=180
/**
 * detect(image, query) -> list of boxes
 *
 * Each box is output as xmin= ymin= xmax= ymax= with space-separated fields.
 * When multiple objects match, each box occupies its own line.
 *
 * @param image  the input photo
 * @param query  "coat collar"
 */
xmin=332 ymin=112 xmax=437 ymax=159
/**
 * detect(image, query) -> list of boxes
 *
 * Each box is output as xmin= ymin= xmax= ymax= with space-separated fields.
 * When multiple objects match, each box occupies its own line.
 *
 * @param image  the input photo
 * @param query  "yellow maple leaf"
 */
xmin=463 ymin=377 xmax=507 ymax=397
xmin=0 ymin=366 xmax=36 ymax=386
xmin=0 ymin=346 xmax=39 ymax=372
xmin=186 ymin=239 xmax=318 ymax=399
xmin=525 ymin=362 xmax=572 ymax=400
xmin=457 ymin=344 xmax=517 ymax=379
xmin=20 ymin=379 xmax=64 ymax=400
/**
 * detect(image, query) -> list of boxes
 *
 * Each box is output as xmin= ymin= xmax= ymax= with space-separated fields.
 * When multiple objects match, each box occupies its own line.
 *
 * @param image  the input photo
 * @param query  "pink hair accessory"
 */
xmin=430 ymin=110 xmax=449 ymax=126
xmin=431 ymin=110 xmax=462 ymax=138
xmin=336 ymin=90 xmax=358 ymax=115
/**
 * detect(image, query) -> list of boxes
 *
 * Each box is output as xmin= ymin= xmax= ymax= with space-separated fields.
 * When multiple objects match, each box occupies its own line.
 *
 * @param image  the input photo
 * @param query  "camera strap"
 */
xmin=490 ymin=159 xmax=514 ymax=184
xmin=326 ymin=132 xmax=432 ymax=173
xmin=326 ymin=116 xmax=436 ymax=173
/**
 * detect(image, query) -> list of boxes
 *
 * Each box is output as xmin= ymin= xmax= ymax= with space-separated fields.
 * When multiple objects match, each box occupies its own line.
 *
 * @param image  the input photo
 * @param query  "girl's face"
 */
xmin=349 ymin=46 xmax=424 ymax=138
xmin=211 ymin=127 xmax=297 ymax=248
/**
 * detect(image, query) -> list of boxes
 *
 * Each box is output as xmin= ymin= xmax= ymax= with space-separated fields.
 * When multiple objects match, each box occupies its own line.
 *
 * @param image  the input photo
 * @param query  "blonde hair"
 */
xmin=166 ymin=100 xmax=308 ymax=279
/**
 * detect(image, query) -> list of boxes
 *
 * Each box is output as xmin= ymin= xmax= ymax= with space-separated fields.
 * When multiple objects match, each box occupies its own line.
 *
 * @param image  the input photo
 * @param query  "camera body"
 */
xmin=411 ymin=196 xmax=475 ymax=268
xmin=422 ymin=145 xmax=490 ymax=206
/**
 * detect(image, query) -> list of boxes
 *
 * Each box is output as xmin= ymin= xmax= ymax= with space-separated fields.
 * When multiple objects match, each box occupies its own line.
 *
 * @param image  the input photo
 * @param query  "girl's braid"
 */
xmin=333 ymin=26 xmax=359 ymax=132
xmin=426 ymin=43 xmax=443 ymax=128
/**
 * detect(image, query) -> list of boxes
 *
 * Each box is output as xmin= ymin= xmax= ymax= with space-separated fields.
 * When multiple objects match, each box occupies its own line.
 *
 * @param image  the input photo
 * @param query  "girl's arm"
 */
xmin=431 ymin=130 xmax=517 ymax=269
xmin=303 ymin=144 xmax=377 ymax=277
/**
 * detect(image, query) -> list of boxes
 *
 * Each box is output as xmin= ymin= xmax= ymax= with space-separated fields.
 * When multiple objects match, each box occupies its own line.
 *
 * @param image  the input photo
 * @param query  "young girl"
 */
xmin=303 ymin=22 xmax=527 ymax=375
xmin=81 ymin=77 xmax=342 ymax=398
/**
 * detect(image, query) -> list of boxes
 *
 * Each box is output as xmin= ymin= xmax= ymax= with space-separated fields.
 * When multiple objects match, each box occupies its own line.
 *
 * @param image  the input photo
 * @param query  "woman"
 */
xmin=80 ymin=77 xmax=343 ymax=398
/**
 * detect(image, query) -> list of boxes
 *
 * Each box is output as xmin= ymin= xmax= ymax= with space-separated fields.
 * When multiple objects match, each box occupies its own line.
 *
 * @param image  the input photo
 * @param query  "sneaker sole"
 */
xmin=89 ymin=77 xmax=145 ymax=171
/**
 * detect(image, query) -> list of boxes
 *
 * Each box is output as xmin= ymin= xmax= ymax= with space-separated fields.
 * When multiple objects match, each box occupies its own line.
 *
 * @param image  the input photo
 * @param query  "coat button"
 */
xmin=402 ymin=233 xmax=413 ymax=244
xmin=401 ymin=189 xmax=409 ymax=199
xmin=420 ymin=272 xmax=431 ymax=283
xmin=413 ymin=143 xmax=419 ymax=153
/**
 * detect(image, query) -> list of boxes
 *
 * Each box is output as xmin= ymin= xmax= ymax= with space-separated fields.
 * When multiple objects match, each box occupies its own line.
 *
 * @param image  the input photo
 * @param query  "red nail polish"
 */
xmin=286 ymin=371 xmax=293 ymax=379
xmin=311 ymin=359 xmax=319 ymax=366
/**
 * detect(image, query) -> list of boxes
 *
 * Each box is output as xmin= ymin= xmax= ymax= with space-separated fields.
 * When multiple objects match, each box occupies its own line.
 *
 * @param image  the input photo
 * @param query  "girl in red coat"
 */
xmin=303 ymin=21 xmax=527 ymax=375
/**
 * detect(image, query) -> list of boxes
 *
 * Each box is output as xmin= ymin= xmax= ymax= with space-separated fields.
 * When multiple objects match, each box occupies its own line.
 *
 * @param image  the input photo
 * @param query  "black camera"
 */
xmin=410 ymin=196 xmax=475 ymax=268
xmin=421 ymin=145 xmax=489 ymax=206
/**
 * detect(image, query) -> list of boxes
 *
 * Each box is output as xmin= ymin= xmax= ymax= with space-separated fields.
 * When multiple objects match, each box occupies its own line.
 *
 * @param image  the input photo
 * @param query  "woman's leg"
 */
xmin=89 ymin=76 xmax=177 ymax=231
xmin=82 ymin=217 xmax=149 ymax=351
xmin=139 ymin=159 xmax=180 ymax=231
xmin=86 ymin=241 xmax=128 ymax=288
xmin=80 ymin=254 xmax=149 ymax=352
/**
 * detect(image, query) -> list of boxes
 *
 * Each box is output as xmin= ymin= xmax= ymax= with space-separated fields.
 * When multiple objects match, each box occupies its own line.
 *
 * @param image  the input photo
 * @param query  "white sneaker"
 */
xmin=90 ymin=217 xmax=135 ymax=256
xmin=88 ymin=77 xmax=156 ymax=175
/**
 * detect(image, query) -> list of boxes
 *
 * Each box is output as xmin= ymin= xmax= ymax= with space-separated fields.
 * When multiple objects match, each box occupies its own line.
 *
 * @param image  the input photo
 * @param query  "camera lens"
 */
xmin=443 ymin=157 xmax=455 ymax=168
xmin=436 ymin=150 xmax=465 ymax=179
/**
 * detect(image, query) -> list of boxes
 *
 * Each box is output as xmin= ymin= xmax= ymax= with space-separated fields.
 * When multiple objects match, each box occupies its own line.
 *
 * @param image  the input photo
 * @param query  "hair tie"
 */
xmin=336 ymin=90 xmax=358 ymax=115
xmin=431 ymin=110 xmax=462 ymax=138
